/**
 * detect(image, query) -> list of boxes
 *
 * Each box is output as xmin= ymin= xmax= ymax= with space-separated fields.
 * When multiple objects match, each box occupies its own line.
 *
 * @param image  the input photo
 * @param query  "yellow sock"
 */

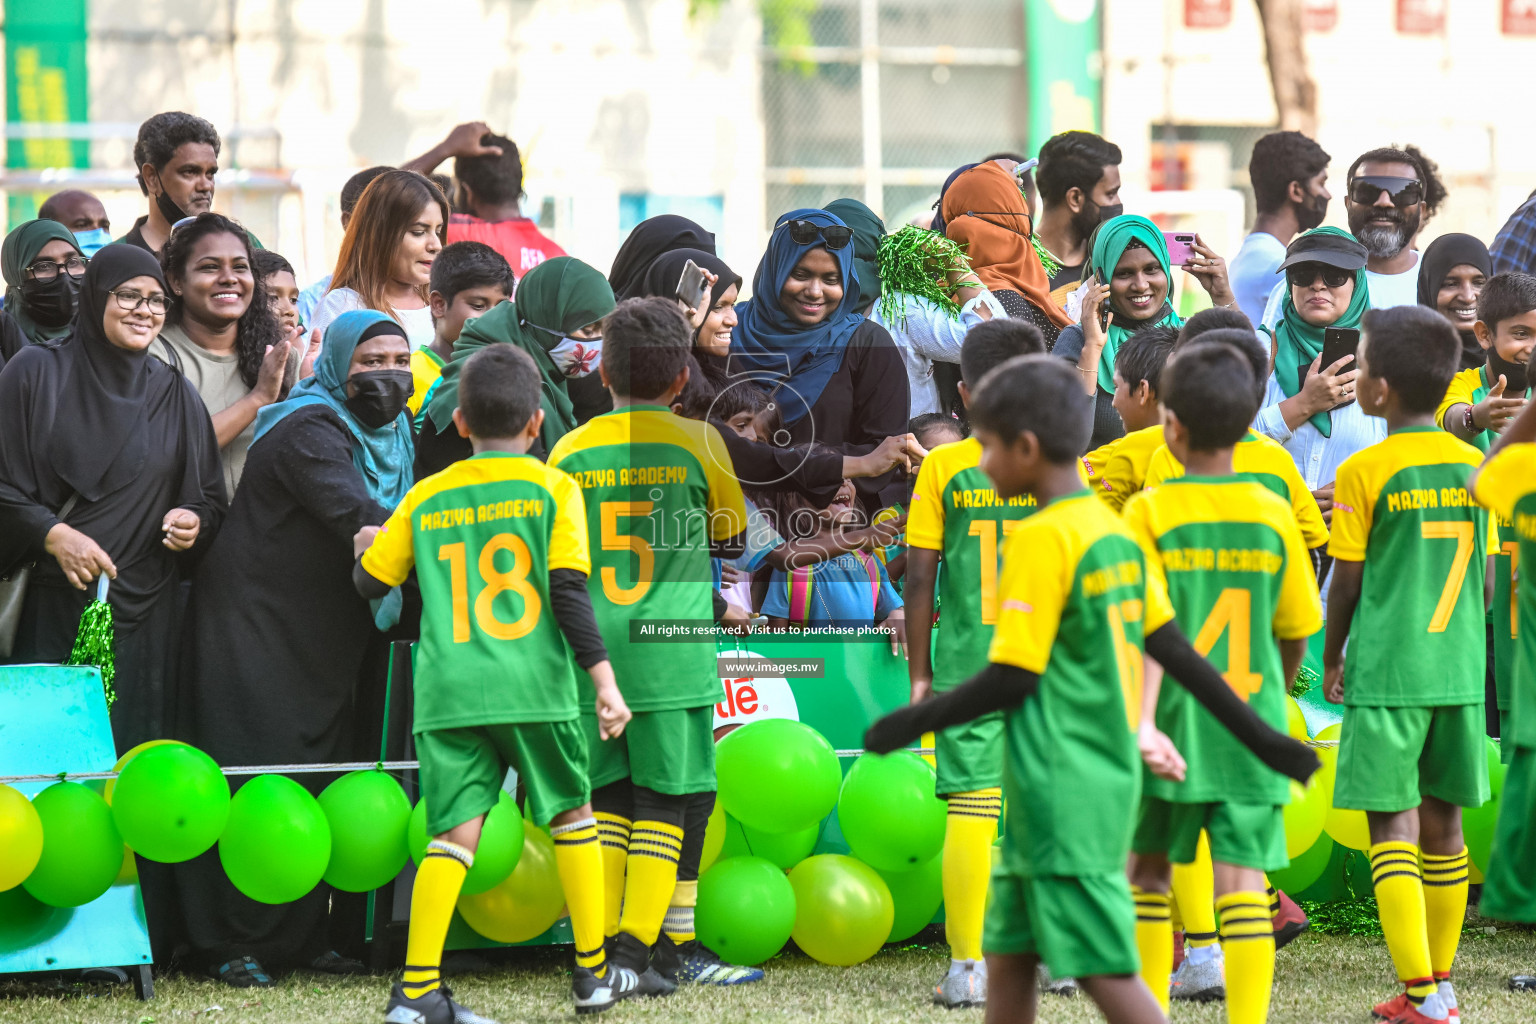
xmin=402 ymin=840 xmax=473 ymax=1000
xmin=595 ymin=811 xmax=630 ymax=938
xmin=1265 ymin=878 xmax=1280 ymax=918
xmin=1371 ymin=840 xmax=1436 ymax=1005
xmin=942 ymin=788 xmax=1001 ymax=962
xmin=1218 ymin=891 xmax=1275 ymax=1024
xmin=1132 ymin=886 xmax=1173 ymax=1014
xmin=618 ymin=820 xmax=683 ymax=947
xmin=664 ymin=879 xmax=698 ymax=943
xmin=1421 ymin=848 xmax=1469 ymax=979
xmin=552 ymin=817 xmax=609 ymax=977
xmin=1173 ymin=832 xmax=1218 ymax=951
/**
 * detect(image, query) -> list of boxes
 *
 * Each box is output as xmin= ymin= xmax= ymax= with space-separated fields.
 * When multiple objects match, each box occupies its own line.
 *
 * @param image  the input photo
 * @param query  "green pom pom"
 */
xmin=875 ymin=227 xmax=975 ymax=328
xmin=65 ymin=598 xmax=116 ymax=709
xmin=1290 ymin=663 xmax=1320 ymax=698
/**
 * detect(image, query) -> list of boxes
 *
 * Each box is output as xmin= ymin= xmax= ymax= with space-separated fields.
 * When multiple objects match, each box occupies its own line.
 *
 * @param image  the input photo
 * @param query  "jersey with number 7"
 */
xmin=548 ymin=407 xmax=748 ymax=711
xmin=1328 ymin=426 xmax=1497 ymax=706
xmin=1123 ymin=478 xmax=1322 ymax=805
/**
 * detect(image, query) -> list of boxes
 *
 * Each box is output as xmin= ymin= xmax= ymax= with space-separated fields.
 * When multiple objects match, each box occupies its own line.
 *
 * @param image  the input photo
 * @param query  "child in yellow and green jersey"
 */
xmin=1435 ymin=272 xmax=1536 ymax=454
xmin=1324 ymin=306 xmax=1495 ymax=1024
xmin=409 ymin=241 xmax=514 ymax=416
xmin=904 ymin=319 xmax=1049 ymax=1008
xmin=355 ymin=344 xmax=637 ymax=1020
xmin=548 ymin=297 xmax=748 ymax=995
xmin=865 ymin=354 xmax=1319 ymax=1024
xmin=1469 ymin=382 xmax=1536 ymax=990
xmin=1081 ymin=325 xmax=1179 ymax=511
xmin=1122 ymin=342 xmax=1322 ymax=1024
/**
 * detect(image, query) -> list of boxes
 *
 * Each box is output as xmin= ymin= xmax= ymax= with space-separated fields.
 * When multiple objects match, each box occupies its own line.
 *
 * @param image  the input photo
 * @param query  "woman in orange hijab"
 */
xmin=942 ymin=160 xmax=1073 ymax=343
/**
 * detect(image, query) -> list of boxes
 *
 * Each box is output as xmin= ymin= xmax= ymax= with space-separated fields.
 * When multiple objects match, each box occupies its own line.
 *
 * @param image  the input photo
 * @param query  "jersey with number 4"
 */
xmin=1473 ymin=444 xmax=1536 ymax=748
xmin=361 ymin=451 xmax=590 ymax=731
xmin=549 ymin=406 xmax=748 ymax=711
xmin=1124 ymin=477 xmax=1322 ymax=805
xmin=1329 ymin=426 xmax=1496 ymax=706
xmin=907 ymin=437 xmax=1042 ymax=692
xmin=988 ymin=489 xmax=1174 ymax=877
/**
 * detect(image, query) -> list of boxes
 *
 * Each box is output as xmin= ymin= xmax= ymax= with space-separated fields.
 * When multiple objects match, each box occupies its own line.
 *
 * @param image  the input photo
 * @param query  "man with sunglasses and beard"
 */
xmin=1344 ymin=148 xmax=1432 ymax=308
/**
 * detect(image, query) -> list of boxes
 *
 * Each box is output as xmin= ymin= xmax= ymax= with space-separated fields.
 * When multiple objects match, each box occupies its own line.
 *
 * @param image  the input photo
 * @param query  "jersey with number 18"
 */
xmin=361 ymin=451 xmax=591 ymax=732
xmin=548 ymin=406 xmax=747 ymax=711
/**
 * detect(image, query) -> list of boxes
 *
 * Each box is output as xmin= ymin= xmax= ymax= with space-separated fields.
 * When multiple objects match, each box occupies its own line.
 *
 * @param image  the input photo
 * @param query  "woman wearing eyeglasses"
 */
xmin=0 ymin=243 xmax=225 ymax=754
xmin=1 ymin=219 xmax=87 ymax=360
xmin=729 ymin=208 xmax=910 ymax=512
xmin=1254 ymin=227 xmax=1382 ymax=523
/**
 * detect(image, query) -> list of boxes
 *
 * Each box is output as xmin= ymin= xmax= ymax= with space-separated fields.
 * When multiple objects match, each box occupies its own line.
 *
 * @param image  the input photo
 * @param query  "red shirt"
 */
xmin=446 ymin=214 xmax=566 ymax=280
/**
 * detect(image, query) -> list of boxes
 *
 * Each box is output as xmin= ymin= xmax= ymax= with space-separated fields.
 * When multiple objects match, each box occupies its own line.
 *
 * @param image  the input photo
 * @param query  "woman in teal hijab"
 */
xmin=419 ymin=255 xmax=614 ymax=474
xmin=1053 ymin=214 xmax=1234 ymax=446
xmin=2 ymin=219 xmax=85 ymax=348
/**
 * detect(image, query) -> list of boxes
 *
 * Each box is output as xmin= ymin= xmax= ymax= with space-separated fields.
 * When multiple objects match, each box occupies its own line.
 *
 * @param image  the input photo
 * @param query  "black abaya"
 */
xmin=174 ymin=403 xmax=393 ymax=970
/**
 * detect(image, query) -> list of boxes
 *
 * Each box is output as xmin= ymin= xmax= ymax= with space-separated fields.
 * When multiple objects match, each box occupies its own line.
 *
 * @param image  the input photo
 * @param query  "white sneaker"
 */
xmin=1169 ymin=951 xmax=1225 ymax=1002
xmin=1438 ymin=980 xmax=1459 ymax=1022
xmin=934 ymin=960 xmax=987 ymax=1008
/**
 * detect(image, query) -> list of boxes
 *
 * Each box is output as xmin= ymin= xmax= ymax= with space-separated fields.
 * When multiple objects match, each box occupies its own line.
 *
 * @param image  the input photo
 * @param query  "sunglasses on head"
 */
xmin=1286 ymin=263 xmax=1353 ymax=289
xmin=1348 ymin=175 xmax=1424 ymax=208
xmin=785 ymin=219 xmax=852 ymax=250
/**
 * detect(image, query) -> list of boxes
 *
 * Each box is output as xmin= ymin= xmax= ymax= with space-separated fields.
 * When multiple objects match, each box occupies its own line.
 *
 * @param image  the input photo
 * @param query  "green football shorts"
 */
xmin=983 ymin=867 xmax=1140 ymax=979
xmin=934 ymin=710 xmax=1003 ymax=795
xmin=1132 ymin=797 xmax=1288 ymax=872
xmin=583 ymin=705 xmax=717 ymax=795
xmin=415 ymin=719 xmax=589 ymax=834
xmin=1334 ymin=704 xmax=1490 ymax=812
xmin=1479 ymin=744 xmax=1536 ymax=923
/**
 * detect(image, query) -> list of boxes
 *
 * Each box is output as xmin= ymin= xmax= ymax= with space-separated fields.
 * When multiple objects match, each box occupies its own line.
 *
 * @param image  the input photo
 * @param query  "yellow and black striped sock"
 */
xmin=1173 ymin=834 xmax=1218 ymax=956
xmin=1132 ymin=885 xmax=1173 ymax=1014
xmin=1422 ymin=847 xmax=1469 ymax=980
xmin=618 ymin=820 xmax=684 ymax=947
xmin=402 ymin=840 xmax=474 ymax=1000
xmin=1370 ymin=841 xmax=1436 ymax=1006
xmin=552 ymin=817 xmax=609 ymax=977
xmin=1266 ymin=880 xmax=1281 ymax=918
xmin=942 ymin=788 xmax=1002 ymax=963
xmin=595 ymin=811 xmax=630 ymax=938
xmin=1218 ymin=891 xmax=1275 ymax=1024
xmin=664 ymin=880 xmax=698 ymax=943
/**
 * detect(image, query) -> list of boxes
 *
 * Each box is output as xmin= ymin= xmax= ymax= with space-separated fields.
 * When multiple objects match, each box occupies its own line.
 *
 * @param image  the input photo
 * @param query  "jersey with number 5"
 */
xmin=988 ymin=490 xmax=1175 ymax=877
xmin=549 ymin=407 xmax=748 ymax=711
xmin=906 ymin=437 xmax=1043 ymax=692
xmin=361 ymin=451 xmax=591 ymax=731
xmin=1329 ymin=426 xmax=1497 ymax=707
xmin=1124 ymin=477 xmax=1322 ymax=804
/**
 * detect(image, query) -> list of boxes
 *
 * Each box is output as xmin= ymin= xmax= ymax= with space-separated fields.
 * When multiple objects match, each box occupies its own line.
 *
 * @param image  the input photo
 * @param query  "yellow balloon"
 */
xmin=1285 ymin=697 xmax=1309 ymax=740
xmin=700 ymin=801 xmax=726 ymax=873
xmin=114 ymin=845 xmax=139 ymax=886
xmin=918 ymin=731 xmax=937 ymax=770
xmin=1324 ymin=805 xmax=1372 ymax=851
xmin=1283 ymin=777 xmax=1327 ymax=859
xmin=0 ymin=784 xmax=43 ymax=892
xmin=457 ymin=822 xmax=564 ymax=944
xmin=1469 ymin=860 xmax=1484 ymax=885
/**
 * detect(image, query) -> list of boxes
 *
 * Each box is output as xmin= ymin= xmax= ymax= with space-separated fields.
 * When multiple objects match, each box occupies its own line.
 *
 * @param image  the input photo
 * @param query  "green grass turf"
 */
xmin=1 ymin=928 xmax=1532 ymax=1024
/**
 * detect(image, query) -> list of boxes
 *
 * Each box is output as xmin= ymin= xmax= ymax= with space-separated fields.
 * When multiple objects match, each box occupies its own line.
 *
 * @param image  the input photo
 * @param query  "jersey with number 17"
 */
xmin=548 ymin=407 xmax=748 ymax=711
xmin=360 ymin=451 xmax=592 ymax=732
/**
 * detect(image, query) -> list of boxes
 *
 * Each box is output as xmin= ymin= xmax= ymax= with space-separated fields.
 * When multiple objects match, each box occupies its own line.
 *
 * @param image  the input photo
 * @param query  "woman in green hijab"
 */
xmin=1053 ymin=214 xmax=1235 ymax=447
xmin=1 ymin=219 xmax=86 ymax=359
xmin=417 ymin=255 xmax=615 ymax=475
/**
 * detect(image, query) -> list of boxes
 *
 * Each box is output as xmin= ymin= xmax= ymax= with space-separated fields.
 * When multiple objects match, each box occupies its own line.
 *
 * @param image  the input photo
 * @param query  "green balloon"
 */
xmin=1465 ymin=793 xmax=1500 ymax=873
xmin=408 ymin=791 xmax=524 ymax=895
xmin=716 ymin=719 xmax=841 ymax=834
xmin=788 ymin=854 xmax=894 ymax=966
xmin=318 ymin=771 xmax=412 ymax=893
xmin=1268 ymin=832 xmax=1333 ymax=894
xmin=110 ymin=743 xmax=230 ymax=863
xmin=876 ymin=853 xmax=944 ymax=942
xmin=218 ymin=775 xmax=332 ymax=904
xmin=696 ymin=855 xmax=797 ymax=966
xmin=837 ymin=751 xmax=947 ymax=872
xmin=718 ymin=812 xmax=819 ymax=871
xmin=23 ymin=782 xmax=122 ymax=908
xmin=0 ymin=885 xmax=69 ymax=952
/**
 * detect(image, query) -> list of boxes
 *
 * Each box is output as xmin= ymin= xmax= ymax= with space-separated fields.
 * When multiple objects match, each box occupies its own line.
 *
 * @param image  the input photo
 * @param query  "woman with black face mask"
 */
xmin=172 ymin=310 xmax=414 ymax=987
xmin=1 ymin=220 xmax=87 ymax=360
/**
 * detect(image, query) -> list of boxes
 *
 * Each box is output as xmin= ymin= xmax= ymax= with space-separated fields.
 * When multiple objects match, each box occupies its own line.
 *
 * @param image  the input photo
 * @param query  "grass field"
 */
xmin=2 ymin=925 xmax=1533 ymax=1024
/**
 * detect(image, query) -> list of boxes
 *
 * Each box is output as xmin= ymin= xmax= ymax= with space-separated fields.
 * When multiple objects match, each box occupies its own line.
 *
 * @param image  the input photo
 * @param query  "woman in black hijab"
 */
xmin=1417 ymin=233 xmax=1492 ymax=371
xmin=0 ymin=244 xmax=224 ymax=751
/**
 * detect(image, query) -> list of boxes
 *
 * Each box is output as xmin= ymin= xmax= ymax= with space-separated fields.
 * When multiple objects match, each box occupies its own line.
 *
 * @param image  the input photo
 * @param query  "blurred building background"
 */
xmin=4 ymin=0 xmax=1532 ymax=287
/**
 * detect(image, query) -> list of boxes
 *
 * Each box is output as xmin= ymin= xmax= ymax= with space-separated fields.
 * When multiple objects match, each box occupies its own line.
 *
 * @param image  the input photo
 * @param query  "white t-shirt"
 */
xmin=1228 ymin=231 xmax=1287 ymax=327
xmin=310 ymin=287 xmax=436 ymax=351
xmin=1259 ymin=250 xmax=1423 ymax=328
